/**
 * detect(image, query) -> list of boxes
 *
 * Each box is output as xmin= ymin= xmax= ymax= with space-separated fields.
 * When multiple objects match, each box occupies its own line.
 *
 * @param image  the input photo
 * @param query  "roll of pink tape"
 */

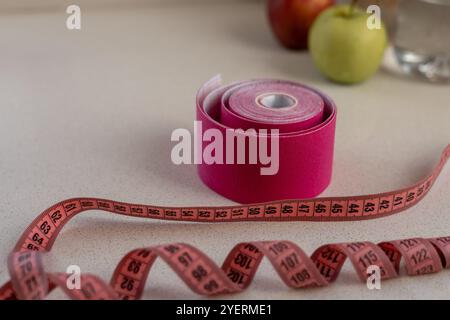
xmin=222 ymin=80 xmax=325 ymax=133
xmin=196 ymin=76 xmax=337 ymax=204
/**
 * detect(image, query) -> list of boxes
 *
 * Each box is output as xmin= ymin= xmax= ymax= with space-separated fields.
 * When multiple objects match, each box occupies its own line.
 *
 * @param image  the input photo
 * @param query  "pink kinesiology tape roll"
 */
xmin=196 ymin=76 xmax=337 ymax=203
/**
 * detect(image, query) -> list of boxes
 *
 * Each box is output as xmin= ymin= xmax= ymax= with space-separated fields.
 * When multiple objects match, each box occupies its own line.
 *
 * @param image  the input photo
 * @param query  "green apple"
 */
xmin=308 ymin=4 xmax=387 ymax=84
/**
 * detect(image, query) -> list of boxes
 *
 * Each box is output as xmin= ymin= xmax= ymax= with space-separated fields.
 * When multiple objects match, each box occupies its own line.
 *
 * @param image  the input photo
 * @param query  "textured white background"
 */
xmin=0 ymin=0 xmax=449 ymax=299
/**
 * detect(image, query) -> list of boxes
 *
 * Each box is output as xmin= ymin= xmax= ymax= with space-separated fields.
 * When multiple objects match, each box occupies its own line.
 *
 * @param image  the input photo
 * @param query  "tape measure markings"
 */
xmin=0 ymin=144 xmax=447 ymax=299
xmin=2 ymin=236 xmax=450 ymax=300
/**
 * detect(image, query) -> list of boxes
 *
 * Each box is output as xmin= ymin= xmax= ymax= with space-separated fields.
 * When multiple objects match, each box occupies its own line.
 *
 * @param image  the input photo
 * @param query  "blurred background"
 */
xmin=1 ymin=0 xmax=449 ymax=82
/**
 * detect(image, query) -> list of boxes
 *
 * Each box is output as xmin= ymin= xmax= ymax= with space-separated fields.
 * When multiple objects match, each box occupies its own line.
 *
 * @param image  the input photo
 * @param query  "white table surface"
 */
xmin=0 ymin=0 xmax=449 ymax=300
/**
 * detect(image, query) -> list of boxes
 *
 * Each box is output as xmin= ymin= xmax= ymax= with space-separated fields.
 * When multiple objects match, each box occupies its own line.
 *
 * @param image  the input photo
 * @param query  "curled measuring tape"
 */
xmin=197 ymin=76 xmax=337 ymax=203
xmin=0 ymin=144 xmax=449 ymax=300
xmin=1 ymin=236 xmax=450 ymax=300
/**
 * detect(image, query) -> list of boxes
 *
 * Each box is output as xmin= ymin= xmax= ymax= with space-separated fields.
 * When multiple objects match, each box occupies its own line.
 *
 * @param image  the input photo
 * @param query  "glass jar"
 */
xmin=359 ymin=0 xmax=450 ymax=83
xmin=394 ymin=0 xmax=450 ymax=82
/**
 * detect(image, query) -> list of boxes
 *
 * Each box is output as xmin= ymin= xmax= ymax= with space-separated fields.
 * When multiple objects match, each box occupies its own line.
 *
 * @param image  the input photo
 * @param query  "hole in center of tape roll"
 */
xmin=257 ymin=93 xmax=297 ymax=109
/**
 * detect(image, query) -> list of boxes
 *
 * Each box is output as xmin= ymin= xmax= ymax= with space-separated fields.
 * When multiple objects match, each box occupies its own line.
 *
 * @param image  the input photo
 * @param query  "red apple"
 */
xmin=268 ymin=0 xmax=335 ymax=50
